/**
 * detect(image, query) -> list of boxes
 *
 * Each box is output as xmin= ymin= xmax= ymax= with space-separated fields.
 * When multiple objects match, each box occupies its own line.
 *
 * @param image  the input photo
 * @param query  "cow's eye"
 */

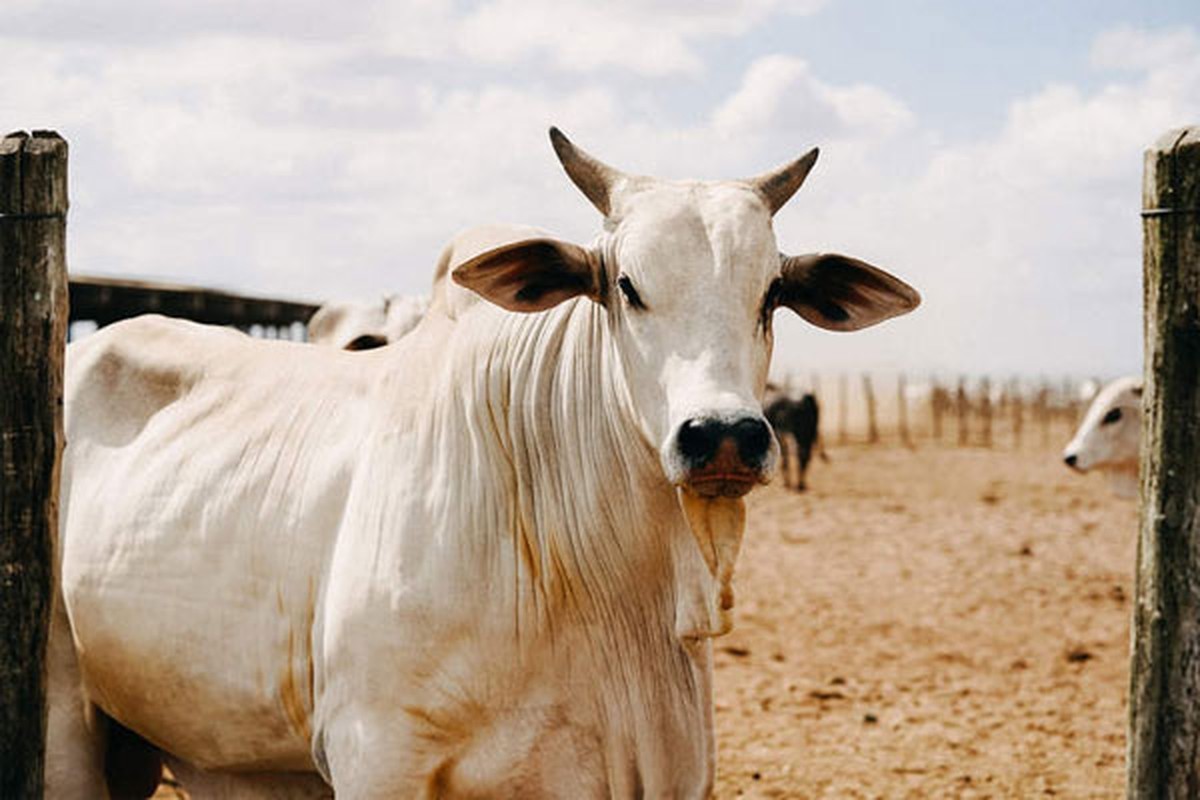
xmin=617 ymin=275 xmax=646 ymax=310
xmin=1102 ymin=408 xmax=1122 ymax=426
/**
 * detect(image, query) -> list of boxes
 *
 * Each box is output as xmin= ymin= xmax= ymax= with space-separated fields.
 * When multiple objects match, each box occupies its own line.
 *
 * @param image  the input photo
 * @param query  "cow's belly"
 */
xmin=64 ymin=564 xmax=316 ymax=771
xmin=61 ymin=453 xmax=327 ymax=771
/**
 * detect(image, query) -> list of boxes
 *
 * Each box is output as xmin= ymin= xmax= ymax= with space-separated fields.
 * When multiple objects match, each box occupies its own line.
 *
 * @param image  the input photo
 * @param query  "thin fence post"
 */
xmin=0 ymin=130 xmax=68 ymax=798
xmin=931 ymin=376 xmax=943 ymax=443
xmin=810 ymin=372 xmax=823 ymax=448
xmin=956 ymin=376 xmax=969 ymax=447
xmin=1128 ymin=126 xmax=1200 ymax=799
xmin=1036 ymin=383 xmax=1050 ymax=448
xmin=1011 ymin=378 xmax=1024 ymax=450
xmin=862 ymin=374 xmax=878 ymax=444
xmin=897 ymin=373 xmax=912 ymax=449
xmin=838 ymin=373 xmax=848 ymax=445
xmin=979 ymin=377 xmax=993 ymax=448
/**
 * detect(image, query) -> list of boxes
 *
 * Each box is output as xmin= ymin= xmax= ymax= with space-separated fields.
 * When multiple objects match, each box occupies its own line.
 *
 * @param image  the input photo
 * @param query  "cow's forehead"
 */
xmin=1095 ymin=377 xmax=1141 ymax=407
xmin=613 ymin=181 xmax=777 ymax=281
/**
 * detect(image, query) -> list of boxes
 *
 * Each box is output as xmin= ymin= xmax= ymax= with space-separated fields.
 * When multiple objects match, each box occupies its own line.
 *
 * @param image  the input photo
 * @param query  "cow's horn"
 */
xmin=747 ymin=147 xmax=820 ymax=216
xmin=549 ymin=127 xmax=624 ymax=217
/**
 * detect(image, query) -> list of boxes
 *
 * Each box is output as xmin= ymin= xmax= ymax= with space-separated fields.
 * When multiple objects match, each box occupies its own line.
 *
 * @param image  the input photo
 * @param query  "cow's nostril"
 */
xmin=346 ymin=334 xmax=388 ymax=351
xmin=732 ymin=417 xmax=771 ymax=466
xmin=1064 ymin=454 xmax=1078 ymax=469
xmin=677 ymin=418 xmax=720 ymax=467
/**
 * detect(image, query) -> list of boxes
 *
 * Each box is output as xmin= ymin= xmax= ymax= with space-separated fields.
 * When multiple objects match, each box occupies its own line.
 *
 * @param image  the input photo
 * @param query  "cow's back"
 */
xmin=61 ymin=315 xmax=373 ymax=771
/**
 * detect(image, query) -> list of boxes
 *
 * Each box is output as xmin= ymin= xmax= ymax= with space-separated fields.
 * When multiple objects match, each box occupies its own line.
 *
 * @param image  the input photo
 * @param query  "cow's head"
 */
xmin=1063 ymin=376 xmax=1142 ymax=494
xmin=453 ymin=129 xmax=920 ymax=636
xmin=453 ymin=128 xmax=920 ymax=501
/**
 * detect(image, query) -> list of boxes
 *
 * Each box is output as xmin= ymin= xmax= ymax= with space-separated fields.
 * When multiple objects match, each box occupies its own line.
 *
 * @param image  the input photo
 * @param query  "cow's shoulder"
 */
xmin=65 ymin=315 xmax=313 ymax=447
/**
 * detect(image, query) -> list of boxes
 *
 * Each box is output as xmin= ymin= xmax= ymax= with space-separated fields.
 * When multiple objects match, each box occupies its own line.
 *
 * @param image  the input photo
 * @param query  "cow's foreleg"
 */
xmin=45 ymin=601 xmax=108 ymax=799
xmin=320 ymin=712 xmax=444 ymax=799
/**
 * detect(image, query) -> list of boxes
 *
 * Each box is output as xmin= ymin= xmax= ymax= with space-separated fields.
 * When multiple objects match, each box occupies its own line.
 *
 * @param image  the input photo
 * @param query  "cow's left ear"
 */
xmin=452 ymin=235 xmax=601 ymax=313
xmin=778 ymin=252 xmax=920 ymax=331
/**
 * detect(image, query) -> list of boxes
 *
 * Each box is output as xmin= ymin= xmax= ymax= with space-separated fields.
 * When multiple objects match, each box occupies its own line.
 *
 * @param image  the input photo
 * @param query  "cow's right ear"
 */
xmin=451 ymin=232 xmax=601 ymax=313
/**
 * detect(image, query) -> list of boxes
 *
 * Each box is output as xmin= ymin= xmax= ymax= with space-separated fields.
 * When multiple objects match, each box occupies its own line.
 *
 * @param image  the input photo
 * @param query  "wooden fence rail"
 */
xmin=69 ymin=274 xmax=320 ymax=334
xmin=0 ymin=130 xmax=68 ymax=797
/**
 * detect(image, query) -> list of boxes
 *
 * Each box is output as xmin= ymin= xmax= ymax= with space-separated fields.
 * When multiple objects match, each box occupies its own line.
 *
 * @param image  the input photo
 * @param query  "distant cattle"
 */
xmin=764 ymin=385 xmax=821 ymax=491
xmin=1062 ymin=375 xmax=1142 ymax=498
xmin=306 ymin=293 xmax=428 ymax=349
xmin=49 ymin=128 xmax=919 ymax=797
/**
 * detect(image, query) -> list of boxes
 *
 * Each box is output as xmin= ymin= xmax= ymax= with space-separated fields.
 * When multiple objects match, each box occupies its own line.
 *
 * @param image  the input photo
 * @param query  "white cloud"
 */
xmin=713 ymin=55 xmax=914 ymax=143
xmin=3 ymin=7 xmax=1196 ymax=377
xmin=783 ymin=24 xmax=1200 ymax=376
xmin=457 ymin=0 xmax=826 ymax=75
xmin=1090 ymin=26 xmax=1198 ymax=73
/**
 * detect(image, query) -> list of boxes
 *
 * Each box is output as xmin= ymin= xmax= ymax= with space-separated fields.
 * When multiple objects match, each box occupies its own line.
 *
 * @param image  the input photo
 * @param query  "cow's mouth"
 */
xmin=686 ymin=471 xmax=760 ymax=499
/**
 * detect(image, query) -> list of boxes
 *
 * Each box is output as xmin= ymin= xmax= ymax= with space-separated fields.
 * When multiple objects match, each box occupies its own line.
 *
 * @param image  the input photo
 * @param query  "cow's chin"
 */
xmin=684 ymin=471 xmax=760 ymax=499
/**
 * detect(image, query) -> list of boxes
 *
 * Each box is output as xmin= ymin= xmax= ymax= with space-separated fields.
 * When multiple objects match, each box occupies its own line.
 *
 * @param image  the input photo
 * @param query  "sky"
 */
xmin=4 ymin=0 xmax=1199 ymax=378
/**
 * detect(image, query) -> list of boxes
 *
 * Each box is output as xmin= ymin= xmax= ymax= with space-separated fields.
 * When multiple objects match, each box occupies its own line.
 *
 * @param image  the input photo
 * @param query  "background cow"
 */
xmin=764 ymin=384 xmax=821 ymax=491
xmin=306 ymin=293 xmax=429 ymax=349
xmin=1062 ymin=375 xmax=1142 ymax=498
xmin=49 ymin=129 xmax=919 ymax=798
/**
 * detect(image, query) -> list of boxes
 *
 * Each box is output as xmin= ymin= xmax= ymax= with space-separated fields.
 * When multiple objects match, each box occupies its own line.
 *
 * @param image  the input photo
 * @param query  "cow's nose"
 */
xmin=1064 ymin=453 xmax=1078 ymax=469
xmin=677 ymin=416 xmax=772 ymax=470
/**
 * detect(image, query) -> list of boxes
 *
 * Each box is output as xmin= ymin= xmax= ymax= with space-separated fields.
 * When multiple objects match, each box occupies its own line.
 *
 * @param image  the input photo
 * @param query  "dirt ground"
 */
xmin=713 ymin=442 xmax=1134 ymax=799
xmin=154 ymin=441 xmax=1134 ymax=799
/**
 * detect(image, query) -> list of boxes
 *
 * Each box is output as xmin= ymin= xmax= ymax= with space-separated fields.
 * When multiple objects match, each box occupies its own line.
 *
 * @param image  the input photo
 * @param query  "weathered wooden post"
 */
xmin=897 ymin=373 xmax=912 ymax=448
xmin=1035 ymin=383 xmax=1050 ymax=447
xmin=0 ymin=131 xmax=68 ymax=797
xmin=1011 ymin=378 xmax=1024 ymax=450
xmin=862 ymin=374 xmax=879 ymax=444
xmin=955 ymin=376 xmax=969 ymax=447
xmin=838 ymin=373 xmax=849 ymax=445
xmin=930 ymin=377 xmax=944 ymax=442
xmin=979 ymin=377 xmax=993 ymax=448
xmin=810 ymin=372 xmax=824 ymax=446
xmin=1129 ymin=126 xmax=1200 ymax=800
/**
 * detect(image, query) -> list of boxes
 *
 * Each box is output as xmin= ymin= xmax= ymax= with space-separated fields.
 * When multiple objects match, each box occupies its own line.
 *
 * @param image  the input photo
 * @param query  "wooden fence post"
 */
xmin=810 ymin=372 xmax=824 ymax=446
xmin=1035 ymin=383 xmax=1050 ymax=447
xmin=862 ymin=374 xmax=879 ymax=444
xmin=956 ymin=376 xmax=969 ymax=447
xmin=897 ymin=373 xmax=912 ymax=448
xmin=1011 ymin=378 xmax=1024 ymax=450
xmin=838 ymin=373 xmax=848 ymax=445
xmin=1129 ymin=126 xmax=1200 ymax=800
xmin=931 ymin=377 xmax=943 ymax=442
xmin=0 ymin=131 xmax=68 ymax=797
xmin=979 ymin=377 xmax=993 ymax=448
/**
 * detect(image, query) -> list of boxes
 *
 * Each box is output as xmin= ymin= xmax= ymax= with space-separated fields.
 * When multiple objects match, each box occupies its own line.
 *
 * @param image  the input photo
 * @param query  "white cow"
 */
xmin=1062 ymin=375 xmax=1142 ymax=498
xmin=306 ymin=293 xmax=429 ymax=350
xmin=49 ymin=129 xmax=920 ymax=798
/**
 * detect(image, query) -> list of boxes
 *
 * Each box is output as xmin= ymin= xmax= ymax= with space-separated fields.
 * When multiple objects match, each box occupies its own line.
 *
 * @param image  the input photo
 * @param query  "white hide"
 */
xmin=51 ymin=130 xmax=919 ymax=798
xmin=1062 ymin=375 xmax=1142 ymax=498
xmin=306 ymin=293 xmax=429 ymax=349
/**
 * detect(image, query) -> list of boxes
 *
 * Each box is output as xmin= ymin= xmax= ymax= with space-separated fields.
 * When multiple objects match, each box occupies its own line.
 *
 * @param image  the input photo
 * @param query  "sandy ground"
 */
xmin=153 ymin=442 xmax=1134 ymax=798
xmin=713 ymin=443 xmax=1134 ymax=799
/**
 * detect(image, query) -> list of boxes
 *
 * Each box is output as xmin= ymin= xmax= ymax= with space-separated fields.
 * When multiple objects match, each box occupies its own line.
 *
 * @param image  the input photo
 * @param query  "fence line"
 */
xmin=68 ymin=274 xmax=320 ymax=338
xmin=769 ymin=370 xmax=1093 ymax=450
